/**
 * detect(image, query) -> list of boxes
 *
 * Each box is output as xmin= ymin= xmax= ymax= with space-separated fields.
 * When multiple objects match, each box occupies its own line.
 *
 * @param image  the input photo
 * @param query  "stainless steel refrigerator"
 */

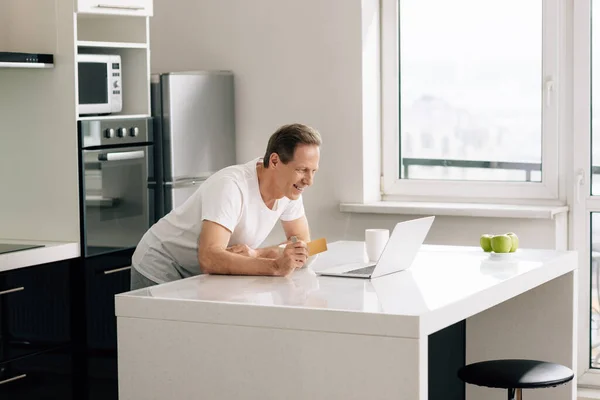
xmin=151 ymin=71 xmax=236 ymax=220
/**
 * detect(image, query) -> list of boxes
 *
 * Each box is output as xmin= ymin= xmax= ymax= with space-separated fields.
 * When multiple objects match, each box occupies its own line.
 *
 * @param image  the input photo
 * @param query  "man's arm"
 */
xmin=249 ymin=216 xmax=311 ymax=259
xmin=198 ymin=220 xmax=304 ymax=276
xmin=254 ymin=245 xmax=284 ymax=259
xmin=281 ymin=215 xmax=311 ymax=242
xmin=198 ymin=220 xmax=277 ymax=275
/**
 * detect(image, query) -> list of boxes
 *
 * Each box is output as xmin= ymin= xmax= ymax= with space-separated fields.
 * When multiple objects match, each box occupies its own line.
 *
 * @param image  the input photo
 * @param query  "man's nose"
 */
xmin=303 ymin=172 xmax=314 ymax=186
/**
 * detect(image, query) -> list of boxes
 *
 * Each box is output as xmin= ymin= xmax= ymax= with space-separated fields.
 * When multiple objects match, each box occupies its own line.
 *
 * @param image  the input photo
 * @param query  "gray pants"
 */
xmin=130 ymin=267 xmax=159 ymax=290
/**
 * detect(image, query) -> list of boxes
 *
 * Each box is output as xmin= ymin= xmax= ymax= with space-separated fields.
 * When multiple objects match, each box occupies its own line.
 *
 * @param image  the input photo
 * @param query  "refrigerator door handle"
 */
xmin=167 ymin=178 xmax=208 ymax=189
xmin=176 ymin=172 xmax=214 ymax=181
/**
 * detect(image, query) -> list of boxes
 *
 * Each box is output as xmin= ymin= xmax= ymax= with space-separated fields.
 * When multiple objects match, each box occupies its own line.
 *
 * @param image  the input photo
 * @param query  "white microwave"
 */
xmin=77 ymin=54 xmax=123 ymax=116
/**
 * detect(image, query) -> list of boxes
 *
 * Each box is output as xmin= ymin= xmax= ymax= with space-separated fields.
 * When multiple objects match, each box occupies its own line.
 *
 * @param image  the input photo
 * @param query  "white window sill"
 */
xmin=579 ymin=388 xmax=600 ymax=400
xmin=578 ymin=370 xmax=600 ymax=398
xmin=339 ymin=201 xmax=569 ymax=220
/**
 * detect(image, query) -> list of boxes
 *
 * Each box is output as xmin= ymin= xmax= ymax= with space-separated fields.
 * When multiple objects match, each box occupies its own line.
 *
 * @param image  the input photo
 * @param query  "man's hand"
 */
xmin=226 ymin=244 xmax=258 ymax=258
xmin=273 ymin=241 xmax=308 ymax=277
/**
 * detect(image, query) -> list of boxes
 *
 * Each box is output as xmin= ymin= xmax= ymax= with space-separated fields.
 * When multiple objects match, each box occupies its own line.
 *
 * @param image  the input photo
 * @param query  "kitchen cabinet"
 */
xmin=0 ymin=259 xmax=73 ymax=364
xmin=0 ymin=258 xmax=77 ymax=399
xmin=76 ymin=9 xmax=152 ymax=120
xmin=0 ymin=346 xmax=74 ymax=400
xmin=85 ymin=249 xmax=132 ymax=352
xmin=84 ymin=248 xmax=133 ymax=400
xmin=77 ymin=0 xmax=153 ymax=16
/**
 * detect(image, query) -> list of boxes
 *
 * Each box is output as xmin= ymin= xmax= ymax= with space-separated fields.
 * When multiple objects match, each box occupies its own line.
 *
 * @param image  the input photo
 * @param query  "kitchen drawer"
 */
xmin=0 ymin=260 xmax=73 ymax=363
xmin=77 ymin=0 xmax=153 ymax=16
xmin=0 ymin=346 xmax=73 ymax=400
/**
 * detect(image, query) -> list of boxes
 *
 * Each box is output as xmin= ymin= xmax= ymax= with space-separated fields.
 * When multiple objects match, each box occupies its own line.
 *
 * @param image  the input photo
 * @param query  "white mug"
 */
xmin=365 ymin=229 xmax=390 ymax=262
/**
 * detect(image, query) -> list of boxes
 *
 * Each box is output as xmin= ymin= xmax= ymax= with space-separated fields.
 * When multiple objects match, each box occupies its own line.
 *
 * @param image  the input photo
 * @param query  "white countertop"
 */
xmin=0 ymin=239 xmax=80 ymax=273
xmin=116 ymin=242 xmax=577 ymax=338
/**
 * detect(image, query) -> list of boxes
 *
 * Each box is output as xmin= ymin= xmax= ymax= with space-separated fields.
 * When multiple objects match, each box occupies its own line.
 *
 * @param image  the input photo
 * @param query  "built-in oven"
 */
xmin=78 ymin=118 xmax=154 ymax=257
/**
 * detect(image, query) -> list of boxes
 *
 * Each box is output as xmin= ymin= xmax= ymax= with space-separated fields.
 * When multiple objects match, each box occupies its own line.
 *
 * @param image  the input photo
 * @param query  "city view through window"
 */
xmin=399 ymin=0 xmax=543 ymax=182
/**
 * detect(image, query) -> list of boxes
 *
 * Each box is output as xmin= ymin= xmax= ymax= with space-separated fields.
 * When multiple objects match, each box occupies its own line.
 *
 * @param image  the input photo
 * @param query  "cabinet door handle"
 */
xmin=104 ymin=266 xmax=132 ymax=275
xmin=95 ymin=4 xmax=145 ymax=10
xmin=0 ymin=374 xmax=27 ymax=385
xmin=0 ymin=287 xmax=24 ymax=296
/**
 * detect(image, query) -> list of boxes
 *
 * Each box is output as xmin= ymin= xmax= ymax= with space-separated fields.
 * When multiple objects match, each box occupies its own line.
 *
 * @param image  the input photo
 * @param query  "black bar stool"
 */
xmin=457 ymin=359 xmax=574 ymax=400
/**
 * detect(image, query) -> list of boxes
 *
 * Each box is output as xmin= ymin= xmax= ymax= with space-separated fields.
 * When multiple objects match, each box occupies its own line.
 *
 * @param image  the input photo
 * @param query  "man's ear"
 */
xmin=270 ymin=153 xmax=280 ymax=168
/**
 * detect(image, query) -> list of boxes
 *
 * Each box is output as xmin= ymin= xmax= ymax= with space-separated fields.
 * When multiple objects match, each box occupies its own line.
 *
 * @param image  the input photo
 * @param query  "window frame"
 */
xmin=573 ymin=0 xmax=600 ymax=387
xmin=381 ymin=0 xmax=562 ymax=203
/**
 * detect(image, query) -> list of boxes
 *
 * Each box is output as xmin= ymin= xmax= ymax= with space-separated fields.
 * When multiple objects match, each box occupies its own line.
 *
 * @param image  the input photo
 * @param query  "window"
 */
xmin=381 ymin=0 xmax=561 ymax=201
xmin=591 ymin=214 xmax=600 ymax=368
xmin=379 ymin=0 xmax=600 ymax=386
xmin=577 ymin=0 xmax=600 ymax=381
xmin=589 ymin=4 xmax=600 ymax=369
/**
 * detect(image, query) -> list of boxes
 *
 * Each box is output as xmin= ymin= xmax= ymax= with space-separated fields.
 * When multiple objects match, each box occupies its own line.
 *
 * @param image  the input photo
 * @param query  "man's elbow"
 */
xmin=198 ymin=249 xmax=217 ymax=274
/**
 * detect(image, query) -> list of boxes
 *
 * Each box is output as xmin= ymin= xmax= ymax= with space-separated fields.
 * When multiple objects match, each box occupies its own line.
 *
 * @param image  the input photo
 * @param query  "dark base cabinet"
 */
xmin=84 ymin=249 xmax=133 ymax=352
xmin=0 ymin=258 xmax=77 ymax=399
xmin=86 ymin=356 xmax=119 ymax=400
xmin=0 ymin=260 xmax=72 ymax=363
xmin=0 ymin=246 xmax=135 ymax=400
xmin=428 ymin=320 xmax=466 ymax=400
xmin=0 ymin=347 xmax=74 ymax=400
xmin=83 ymin=248 xmax=134 ymax=399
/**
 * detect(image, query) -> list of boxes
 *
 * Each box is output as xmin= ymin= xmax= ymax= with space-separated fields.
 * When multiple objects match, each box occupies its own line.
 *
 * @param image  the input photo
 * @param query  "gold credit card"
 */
xmin=307 ymin=238 xmax=328 ymax=256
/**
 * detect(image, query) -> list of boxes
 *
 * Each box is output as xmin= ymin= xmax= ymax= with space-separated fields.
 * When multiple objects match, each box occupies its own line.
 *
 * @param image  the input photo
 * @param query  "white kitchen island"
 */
xmin=115 ymin=242 xmax=577 ymax=400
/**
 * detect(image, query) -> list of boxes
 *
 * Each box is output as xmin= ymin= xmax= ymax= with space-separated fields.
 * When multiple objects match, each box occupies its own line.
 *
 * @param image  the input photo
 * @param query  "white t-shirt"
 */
xmin=132 ymin=157 xmax=305 ymax=283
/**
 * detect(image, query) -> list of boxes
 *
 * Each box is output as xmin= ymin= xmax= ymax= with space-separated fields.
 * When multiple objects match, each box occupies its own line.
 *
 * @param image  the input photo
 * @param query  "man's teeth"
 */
xmin=294 ymin=184 xmax=305 ymax=191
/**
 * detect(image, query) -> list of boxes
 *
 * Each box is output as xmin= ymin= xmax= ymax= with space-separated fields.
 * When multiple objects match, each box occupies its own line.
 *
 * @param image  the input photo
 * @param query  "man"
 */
xmin=130 ymin=123 xmax=321 ymax=290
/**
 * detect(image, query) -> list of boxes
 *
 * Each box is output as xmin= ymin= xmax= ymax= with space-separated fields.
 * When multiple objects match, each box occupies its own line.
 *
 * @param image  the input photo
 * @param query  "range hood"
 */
xmin=0 ymin=52 xmax=54 ymax=69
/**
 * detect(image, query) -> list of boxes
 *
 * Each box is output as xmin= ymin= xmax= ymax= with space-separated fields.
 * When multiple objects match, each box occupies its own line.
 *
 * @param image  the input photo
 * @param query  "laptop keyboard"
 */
xmin=344 ymin=265 xmax=376 ymax=275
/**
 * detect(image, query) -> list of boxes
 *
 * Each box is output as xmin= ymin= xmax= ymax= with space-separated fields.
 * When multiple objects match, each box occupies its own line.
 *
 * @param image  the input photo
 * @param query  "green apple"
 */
xmin=506 ymin=232 xmax=519 ymax=253
xmin=491 ymin=234 xmax=512 ymax=253
xmin=480 ymin=234 xmax=493 ymax=252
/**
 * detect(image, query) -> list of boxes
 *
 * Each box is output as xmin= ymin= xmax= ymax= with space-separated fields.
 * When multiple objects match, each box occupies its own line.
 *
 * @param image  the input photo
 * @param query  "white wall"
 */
xmin=0 ymin=8 xmax=7 ymax=48
xmin=150 ymin=0 xmax=558 ymax=249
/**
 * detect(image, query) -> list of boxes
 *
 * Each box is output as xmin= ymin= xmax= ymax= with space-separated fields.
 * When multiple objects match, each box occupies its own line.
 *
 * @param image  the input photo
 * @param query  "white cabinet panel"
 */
xmin=77 ymin=0 xmax=153 ymax=16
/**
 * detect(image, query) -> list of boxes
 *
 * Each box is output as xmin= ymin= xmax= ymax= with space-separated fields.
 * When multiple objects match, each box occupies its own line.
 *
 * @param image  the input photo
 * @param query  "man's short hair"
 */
xmin=263 ymin=123 xmax=322 ymax=168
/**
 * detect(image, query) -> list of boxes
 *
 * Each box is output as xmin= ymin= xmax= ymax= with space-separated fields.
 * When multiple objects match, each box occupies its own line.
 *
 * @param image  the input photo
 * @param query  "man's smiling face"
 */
xmin=275 ymin=144 xmax=320 ymax=200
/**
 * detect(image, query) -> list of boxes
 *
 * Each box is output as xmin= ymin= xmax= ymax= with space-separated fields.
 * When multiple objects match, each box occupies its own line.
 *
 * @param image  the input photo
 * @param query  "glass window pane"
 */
xmin=592 ymin=2 xmax=600 ymax=195
xmin=591 ymin=213 xmax=600 ymax=368
xmin=399 ymin=0 xmax=542 ymax=182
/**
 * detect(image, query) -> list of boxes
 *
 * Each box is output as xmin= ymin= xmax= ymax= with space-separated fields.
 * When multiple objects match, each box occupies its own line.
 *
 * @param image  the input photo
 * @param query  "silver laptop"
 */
xmin=315 ymin=216 xmax=435 ymax=279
